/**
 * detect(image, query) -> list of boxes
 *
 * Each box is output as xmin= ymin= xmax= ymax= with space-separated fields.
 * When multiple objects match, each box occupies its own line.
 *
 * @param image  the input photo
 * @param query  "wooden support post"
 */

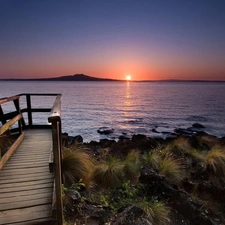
xmin=0 ymin=105 xmax=6 ymax=125
xmin=26 ymin=94 xmax=32 ymax=127
xmin=51 ymin=120 xmax=63 ymax=225
xmin=13 ymin=98 xmax=25 ymax=134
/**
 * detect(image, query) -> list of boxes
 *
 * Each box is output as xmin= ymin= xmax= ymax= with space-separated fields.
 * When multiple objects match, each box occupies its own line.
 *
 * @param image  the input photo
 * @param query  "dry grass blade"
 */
xmin=93 ymin=157 xmax=124 ymax=189
xmin=62 ymin=147 xmax=95 ymax=186
xmin=158 ymin=153 xmax=186 ymax=184
xmin=206 ymin=147 xmax=225 ymax=176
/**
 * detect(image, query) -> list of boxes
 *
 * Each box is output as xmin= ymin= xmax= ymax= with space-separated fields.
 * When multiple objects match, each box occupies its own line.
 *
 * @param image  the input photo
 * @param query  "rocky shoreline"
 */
xmin=62 ymin=124 xmax=225 ymax=225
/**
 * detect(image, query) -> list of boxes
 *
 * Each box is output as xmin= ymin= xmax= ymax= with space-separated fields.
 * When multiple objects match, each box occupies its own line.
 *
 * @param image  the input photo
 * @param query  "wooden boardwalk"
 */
xmin=0 ymin=129 xmax=56 ymax=225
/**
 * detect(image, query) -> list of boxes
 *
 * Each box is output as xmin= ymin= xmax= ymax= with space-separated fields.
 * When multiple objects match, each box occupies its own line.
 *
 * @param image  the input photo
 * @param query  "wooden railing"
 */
xmin=48 ymin=95 xmax=63 ymax=225
xmin=0 ymin=93 xmax=63 ymax=225
xmin=0 ymin=95 xmax=24 ymax=168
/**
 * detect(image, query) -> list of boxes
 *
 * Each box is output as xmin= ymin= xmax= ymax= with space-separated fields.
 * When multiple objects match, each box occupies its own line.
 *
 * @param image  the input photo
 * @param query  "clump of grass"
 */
xmin=93 ymin=157 xmax=124 ymax=189
xmin=137 ymin=199 xmax=170 ymax=225
xmin=123 ymin=150 xmax=141 ymax=183
xmin=62 ymin=146 xmax=95 ymax=186
xmin=206 ymin=147 xmax=225 ymax=176
xmin=158 ymin=153 xmax=186 ymax=184
xmin=163 ymin=137 xmax=191 ymax=157
xmin=142 ymin=151 xmax=161 ymax=170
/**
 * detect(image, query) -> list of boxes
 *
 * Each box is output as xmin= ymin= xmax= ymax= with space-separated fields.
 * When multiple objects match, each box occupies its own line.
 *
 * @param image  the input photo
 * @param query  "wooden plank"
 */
xmin=0 ymin=204 xmax=52 ymax=224
xmin=1 ymin=162 xmax=49 ymax=170
xmin=0 ymin=181 xmax=53 ymax=193
xmin=0 ymin=190 xmax=52 ymax=205
xmin=0 ymin=132 xmax=25 ymax=170
xmin=0 ymin=196 xmax=52 ymax=211
xmin=0 ymin=187 xmax=52 ymax=199
xmin=0 ymin=114 xmax=22 ymax=135
xmin=0 ymin=174 xmax=53 ymax=184
xmin=0 ymin=166 xmax=48 ymax=175
xmin=0 ymin=171 xmax=51 ymax=180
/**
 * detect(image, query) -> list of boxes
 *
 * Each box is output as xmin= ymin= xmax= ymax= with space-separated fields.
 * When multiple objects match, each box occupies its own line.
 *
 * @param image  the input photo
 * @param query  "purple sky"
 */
xmin=1 ymin=0 xmax=225 ymax=80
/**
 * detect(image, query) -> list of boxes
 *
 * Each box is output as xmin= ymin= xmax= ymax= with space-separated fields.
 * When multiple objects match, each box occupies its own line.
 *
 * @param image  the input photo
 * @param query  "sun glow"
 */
xmin=126 ymin=74 xmax=131 ymax=81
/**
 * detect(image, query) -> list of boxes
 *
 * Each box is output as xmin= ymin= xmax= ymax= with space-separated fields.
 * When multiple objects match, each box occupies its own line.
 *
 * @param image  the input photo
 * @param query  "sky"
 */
xmin=1 ymin=0 xmax=225 ymax=81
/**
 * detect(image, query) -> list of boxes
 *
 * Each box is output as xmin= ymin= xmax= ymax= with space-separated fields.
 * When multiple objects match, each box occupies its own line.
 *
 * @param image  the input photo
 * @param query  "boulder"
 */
xmin=97 ymin=127 xmax=114 ymax=135
xmin=192 ymin=123 xmax=205 ymax=128
xmin=111 ymin=205 xmax=148 ymax=225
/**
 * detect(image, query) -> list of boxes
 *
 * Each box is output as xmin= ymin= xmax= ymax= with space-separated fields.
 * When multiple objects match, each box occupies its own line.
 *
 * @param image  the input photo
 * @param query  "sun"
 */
xmin=126 ymin=74 xmax=131 ymax=81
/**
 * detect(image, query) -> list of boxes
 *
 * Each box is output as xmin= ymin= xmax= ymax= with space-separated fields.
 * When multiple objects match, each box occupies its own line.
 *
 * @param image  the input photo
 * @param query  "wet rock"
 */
xmin=192 ymin=123 xmax=205 ymax=128
xmin=174 ymin=128 xmax=193 ymax=136
xmin=118 ymin=135 xmax=129 ymax=140
xmin=97 ymin=127 xmax=114 ymax=135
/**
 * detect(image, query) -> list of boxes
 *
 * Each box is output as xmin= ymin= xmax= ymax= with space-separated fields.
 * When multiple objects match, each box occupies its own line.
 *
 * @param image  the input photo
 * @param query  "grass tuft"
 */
xmin=158 ymin=153 xmax=186 ymax=184
xmin=123 ymin=150 xmax=141 ymax=183
xmin=138 ymin=199 xmax=170 ymax=225
xmin=93 ymin=157 xmax=124 ymax=189
xmin=142 ymin=151 xmax=161 ymax=170
xmin=206 ymin=147 xmax=225 ymax=176
xmin=62 ymin=146 xmax=94 ymax=186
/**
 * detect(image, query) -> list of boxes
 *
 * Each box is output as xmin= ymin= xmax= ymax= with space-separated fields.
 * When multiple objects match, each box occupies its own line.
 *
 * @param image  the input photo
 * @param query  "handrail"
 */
xmin=48 ymin=94 xmax=63 ymax=225
xmin=0 ymin=93 xmax=63 ymax=224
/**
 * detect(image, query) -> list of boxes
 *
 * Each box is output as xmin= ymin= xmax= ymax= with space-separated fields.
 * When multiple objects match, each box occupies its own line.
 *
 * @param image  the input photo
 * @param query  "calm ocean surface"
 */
xmin=0 ymin=81 xmax=225 ymax=142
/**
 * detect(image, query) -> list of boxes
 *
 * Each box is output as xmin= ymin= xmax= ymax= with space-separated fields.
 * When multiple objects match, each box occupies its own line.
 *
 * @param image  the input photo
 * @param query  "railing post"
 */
xmin=48 ymin=94 xmax=63 ymax=225
xmin=26 ymin=94 xmax=32 ymax=127
xmin=13 ymin=98 xmax=24 ymax=134
xmin=51 ymin=119 xmax=63 ymax=225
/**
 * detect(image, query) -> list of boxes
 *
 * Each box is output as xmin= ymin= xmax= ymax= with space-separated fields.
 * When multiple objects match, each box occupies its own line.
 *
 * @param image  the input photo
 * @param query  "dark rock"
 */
xmin=66 ymin=189 xmax=81 ymax=203
xmin=135 ymin=218 xmax=153 ymax=225
xmin=139 ymin=167 xmax=218 ymax=225
xmin=118 ymin=135 xmax=129 ymax=140
xmin=174 ymin=128 xmax=193 ymax=136
xmin=152 ymin=128 xmax=159 ymax=133
xmin=132 ymin=134 xmax=147 ymax=142
xmin=97 ymin=127 xmax=114 ymax=135
xmin=99 ymin=138 xmax=116 ymax=148
xmin=110 ymin=139 xmax=135 ymax=157
xmin=192 ymin=123 xmax=205 ymax=128
xmin=139 ymin=167 xmax=164 ymax=183
xmin=73 ymin=135 xmax=83 ymax=143
xmin=111 ymin=205 xmax=147 ymax=225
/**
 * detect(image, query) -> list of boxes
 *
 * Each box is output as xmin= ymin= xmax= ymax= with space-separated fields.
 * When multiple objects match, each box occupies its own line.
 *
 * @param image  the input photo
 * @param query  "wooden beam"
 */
xmin=0 ymin=114 xmax=22 ymax=135
xmin=0 ymin=95 xmax=20 ymax=105
xmin=0 ymin=132 xmax=25 ymax=170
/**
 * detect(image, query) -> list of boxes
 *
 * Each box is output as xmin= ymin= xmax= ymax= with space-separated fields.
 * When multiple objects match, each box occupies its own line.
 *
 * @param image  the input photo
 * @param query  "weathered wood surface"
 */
xmin=0 ymin=129 xmax=56 ymax=225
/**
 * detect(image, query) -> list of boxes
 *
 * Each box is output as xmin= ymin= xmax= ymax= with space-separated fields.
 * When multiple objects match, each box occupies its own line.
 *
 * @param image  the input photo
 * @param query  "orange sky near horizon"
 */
xmin=1 ymin=1 xmax=225 ymax=81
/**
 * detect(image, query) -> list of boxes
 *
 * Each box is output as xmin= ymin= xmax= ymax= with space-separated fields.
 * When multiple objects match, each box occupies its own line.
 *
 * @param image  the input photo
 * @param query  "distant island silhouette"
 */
xmin=1 ymin=74 xmax=120 ymax=82
xmin=0 ymin=74 xmax=224 ymax=82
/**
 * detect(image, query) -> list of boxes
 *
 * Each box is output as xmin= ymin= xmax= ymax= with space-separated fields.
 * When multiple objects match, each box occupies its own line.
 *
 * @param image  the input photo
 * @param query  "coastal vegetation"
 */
xmin=62 ymin=133 xmax=225 ymax=225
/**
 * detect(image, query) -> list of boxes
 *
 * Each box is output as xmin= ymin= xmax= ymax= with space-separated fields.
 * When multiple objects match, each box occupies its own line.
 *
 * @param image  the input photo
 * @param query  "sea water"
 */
xmin=0 ymin=81 xmax=225 ymax=142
